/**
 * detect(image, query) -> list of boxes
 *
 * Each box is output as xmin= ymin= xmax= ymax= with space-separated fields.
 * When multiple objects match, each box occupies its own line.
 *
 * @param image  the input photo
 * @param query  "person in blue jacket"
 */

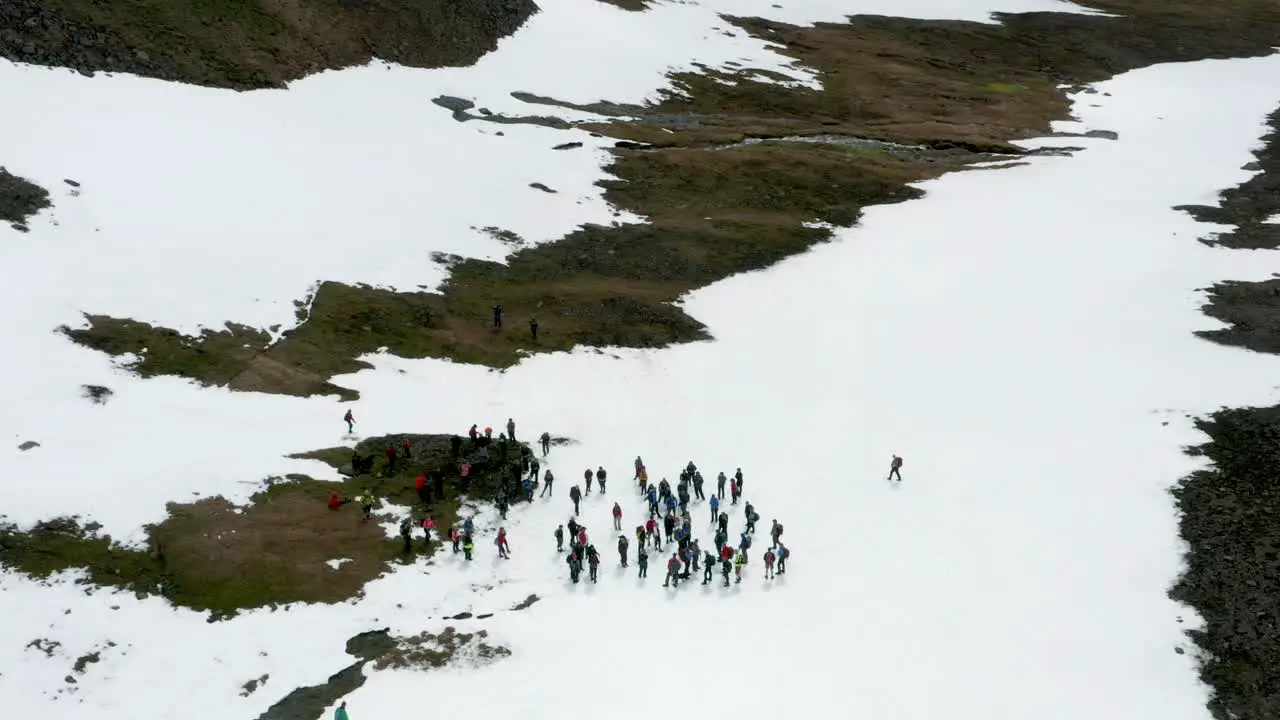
xmin=335 ymin=701 xmax=350 ymax=720
xmin=738 ymin=531 xmax=752 ymax=564
xmin=463 ymin=516 xmax=474 ymax=536
xmin=663 ymin=493 xmax=677 ymax=514
xmin=709 ymin=494 xmax=720 ymax=523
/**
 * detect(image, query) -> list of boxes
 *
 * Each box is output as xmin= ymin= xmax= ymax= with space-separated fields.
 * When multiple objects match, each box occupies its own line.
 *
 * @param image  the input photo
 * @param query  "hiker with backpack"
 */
xmin=888 ymin=455 xmax=903 ymax=482
xmin=618 ymin=534 xmax=629 ymax=567
xmin=664 ymin=553 xmax=682 ymax=588
xmin=637 ymin=546 xmax=649 ymax=578
xmin=776 ymin=543 xmax=789 ymax=574
xmin=597 ymin=466 xmax=608 ymax=494
xmin=612 ymin=501 xmax=623 ymax=531
xmin=709 ymin=494 xmax=720 ymax=523
xmin=587 ymin=545 xmax=600 ymax=582
xmin=734 ymin=549 xmax=746 ymax=584
xmin=569 ymin=484 xmax=582 ymax=515
xmin=399 ymin=517 xmax=413 ymax=553
xmin=738 ymin=531 xmax=752 ymax=564
xmin=744 ymin=502 xmax=759 ymax=534
xmin=770 ymin=519 xmax=784 ymax=549
xmin=554 ymin=524 xmax=565 ymax=552
xmin=496 ymin=528 xmax=510 ymax=559
xmin=763 ymin=548 xmax=776 ymax=579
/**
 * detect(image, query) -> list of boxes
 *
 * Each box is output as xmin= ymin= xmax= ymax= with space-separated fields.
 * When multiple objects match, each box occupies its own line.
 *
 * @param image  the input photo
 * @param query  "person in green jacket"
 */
xmin=463 ymin=533 xmax=474 ymax=561
xmin=335 ymin=701 xmax=350 ymax=720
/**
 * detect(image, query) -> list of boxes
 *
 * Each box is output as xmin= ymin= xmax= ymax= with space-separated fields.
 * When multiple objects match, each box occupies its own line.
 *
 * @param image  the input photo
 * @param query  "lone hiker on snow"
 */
xmin=496 ymin=527 xmax=511 ymax=559
xmin=335 ymin=701 xmax=350 ymax=720
xmin=597 ymin=466 xmax=608 ymax=494
xmin=888 ymin=454 xmax=903 ymax=482
xmin=541 ymin=469 xmax=555 ymax=497
xmin=343 ymin=409 xmax=355 ymax=434
xmin=540 ymin=431 xmax=551 ymax=455
xmin=569 ymin=484 xmax=582 ymax=515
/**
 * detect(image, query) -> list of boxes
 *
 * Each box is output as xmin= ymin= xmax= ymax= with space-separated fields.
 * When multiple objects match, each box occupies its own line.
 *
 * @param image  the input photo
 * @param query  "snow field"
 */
xmin=0 ymin=0 xmax=1277 ymax=718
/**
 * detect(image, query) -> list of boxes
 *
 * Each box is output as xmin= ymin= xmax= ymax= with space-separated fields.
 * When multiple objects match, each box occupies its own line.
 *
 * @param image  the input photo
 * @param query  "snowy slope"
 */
xmin=2 ymin=0 xmax=1280 ymax=718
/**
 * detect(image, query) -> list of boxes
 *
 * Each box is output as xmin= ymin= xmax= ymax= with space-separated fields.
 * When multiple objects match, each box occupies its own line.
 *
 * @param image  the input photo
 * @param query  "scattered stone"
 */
xmin=1175 ymin=646 xmax=1186 ymax=655
xmin=511 ymin=593 xmax=540 ymax=611
xmin=64 ymin=675 xmax=76 ymax=685
xmin=449 ymin=611 xmax=473 ymax=620
xmin=241 ymin=674 xmax=270 ymax=696
xmin=476 ymin=613 xmax=493 ymax=619
xmin=63 ymin=179 xmax=80 ymax=187
xmin=72 ymin=651 xmax=100 ymax=674
xmin=553 ymin=141 xmax=584 ymax=150
xmin=26 ymin=638 xmax=60 ymax=657
xmin=529 ymin=182 xmax=557 ymax=193
xmin=18 ymin=441 xmax=39 ymax=451
xmin=81 ymin=384 xmax=113 ymax=404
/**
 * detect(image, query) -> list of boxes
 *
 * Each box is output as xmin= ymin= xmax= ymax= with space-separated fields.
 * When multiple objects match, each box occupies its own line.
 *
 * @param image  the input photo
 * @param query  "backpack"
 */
xmin=741 ymin=535 xmax=752 ymax=549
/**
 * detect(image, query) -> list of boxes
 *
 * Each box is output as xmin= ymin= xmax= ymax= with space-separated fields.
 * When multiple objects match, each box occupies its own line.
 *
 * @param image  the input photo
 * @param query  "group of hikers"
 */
xmin=334 ymin=414 xmax=917 ymax=590
xmin=555 ymin=457 xmax=791 ymax=588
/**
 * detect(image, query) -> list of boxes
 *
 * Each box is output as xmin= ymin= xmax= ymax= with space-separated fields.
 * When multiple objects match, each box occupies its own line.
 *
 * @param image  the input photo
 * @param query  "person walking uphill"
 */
xmin=888 ymin=454 xmax=904 ymax=482
xmin=541 ymin=469 xmax=555 ymax=498
xmin=540 ymin=431 xmax=551 ymax=456
xmin=493 ymin=303 xmax=503 ymax=329
xmin=399 ymin=517 xmax=414 ymax=554
xmin=343 ymin=409 xmax=355 ymax=434
xmin=496 ymin=527 xmax=511 ymax=559
xmin=763 ymin=548 xmax=776 ymax=579
xmin=335 ymin=701 xmax=350 ymax=720
xmin=597 ymin=466 xmax=608 ymax=494
xmin=569 ymin=484 xmax=582 ymax=515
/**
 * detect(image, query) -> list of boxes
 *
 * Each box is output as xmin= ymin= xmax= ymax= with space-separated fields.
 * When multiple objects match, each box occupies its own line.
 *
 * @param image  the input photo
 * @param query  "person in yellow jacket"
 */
xmin=357 ymin=493 xmax=375 ymax=521
xmin=734 ymin=549 xmax=746 ymax=584
xmin=463 ymin=533 xmax=475 ymax=561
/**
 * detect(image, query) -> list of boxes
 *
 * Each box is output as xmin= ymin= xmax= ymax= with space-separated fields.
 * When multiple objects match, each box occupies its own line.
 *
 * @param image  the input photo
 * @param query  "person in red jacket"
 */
xmin=664 ymin=553 xmax=682 ymax=587
xmin=343 ymin=409 xmax=355 ymax=434
xmin=328 ymin=492 xmax=342 ymax=511
xmin=888 ymin=454 xmax=903 ymax=482
xmin=720 ymin=544 xmax=733 ymax=562
xmin=645 ymin=517 xmax=660 ymax=551
xmin=577 ymin=528 xmax=588 ymax=548
xmin=415 ymin=475 xmax=430 ymax=505
xmin=612 ymin=502 xmax=622 ymax=531
xmin=468 ymin=424 xmax=479 ymax=442
xmin=496 ymin=527 xmax=510 ymax=559
xmin=385 ymin=444 xmax=397 ymax=474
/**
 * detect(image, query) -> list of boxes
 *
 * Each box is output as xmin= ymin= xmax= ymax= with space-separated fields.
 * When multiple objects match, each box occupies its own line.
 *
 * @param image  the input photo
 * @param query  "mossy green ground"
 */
xmin=0 ymin=434 xmax=532 ymax=619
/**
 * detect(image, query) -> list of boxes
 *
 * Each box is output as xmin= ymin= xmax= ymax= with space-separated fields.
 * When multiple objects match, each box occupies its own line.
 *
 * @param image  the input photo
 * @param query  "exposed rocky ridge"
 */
xmin=0 ymin=0 xmax=538 ymax=90
xmin=1176 ymin=100 xmax=1280 ymax=720
xmin=0 ymin=166 xmax=51 ymax=233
